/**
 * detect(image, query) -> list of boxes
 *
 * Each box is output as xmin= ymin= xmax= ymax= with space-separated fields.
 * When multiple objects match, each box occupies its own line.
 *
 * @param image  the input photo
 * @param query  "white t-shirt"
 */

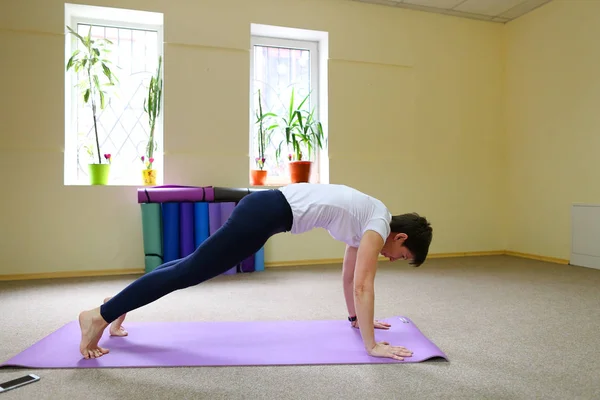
xmin=279 ymin=183 xmax=391 ymax=247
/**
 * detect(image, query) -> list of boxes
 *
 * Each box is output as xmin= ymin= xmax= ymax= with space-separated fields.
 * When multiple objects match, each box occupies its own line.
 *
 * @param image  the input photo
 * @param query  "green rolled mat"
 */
xmin=140 ymin=203 xmax=163 ymax=273
xmin=145 ymin=255 xmax=163 ymax=273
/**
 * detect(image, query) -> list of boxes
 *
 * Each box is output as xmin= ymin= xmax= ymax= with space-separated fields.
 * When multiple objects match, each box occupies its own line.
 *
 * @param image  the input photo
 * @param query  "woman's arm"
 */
xmin=342 ymin=245 xmax=358 ymax=318
xmin=353 ymin=230 xmax=382 ymax=351
xmin=354 ymin=230 xmax=413 ymax=360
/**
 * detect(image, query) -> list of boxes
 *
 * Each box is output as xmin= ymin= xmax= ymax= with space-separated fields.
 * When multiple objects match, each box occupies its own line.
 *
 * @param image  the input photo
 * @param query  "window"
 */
xmin=64 ymin=4 xmax=164 ymax=185
xmin=249 ymin=24 xmax=329 ymax=185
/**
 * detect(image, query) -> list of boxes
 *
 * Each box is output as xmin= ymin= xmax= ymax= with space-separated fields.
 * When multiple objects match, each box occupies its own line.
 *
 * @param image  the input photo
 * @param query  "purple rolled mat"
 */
xmin=208 ymin=203 xmax=221 ymax=236
xmin=219 ymin=202 xmax=237 ymax=275
xmin=207 ymin=203 xmax=255 ymax=274
xmin=208 ymin=202 xmax=223 ymax=265
xmin=239 ymin=196 xmax=255 ymax=272
xmin=137 ymin=185 xmax=215 ymax=203
xmin=179 ymin=202 xmax=195 ymax=258
xmin=0 ymin=316 xmax=448 ymax=368
xmin=240 ymin=255 xmax=255 ymax=273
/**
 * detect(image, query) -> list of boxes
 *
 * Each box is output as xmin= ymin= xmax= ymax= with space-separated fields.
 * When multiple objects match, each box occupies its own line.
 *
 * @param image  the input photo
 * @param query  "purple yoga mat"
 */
xmin=0 ymin=316 xmax=447 ymax=369
xmin=137 ymin=185 xmax=215 ymax=203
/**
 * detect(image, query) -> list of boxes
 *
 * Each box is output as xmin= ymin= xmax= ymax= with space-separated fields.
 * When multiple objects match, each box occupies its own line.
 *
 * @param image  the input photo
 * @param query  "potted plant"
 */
xmin=142 ymin=55 xmax=162 ymax=186
xmin=66 ymin=25 xmax=118 ymax=185
xmin=251 ymin=89 xmax=277 ymax=185
xmin=276 ymin=88 xmax=325 ymax=183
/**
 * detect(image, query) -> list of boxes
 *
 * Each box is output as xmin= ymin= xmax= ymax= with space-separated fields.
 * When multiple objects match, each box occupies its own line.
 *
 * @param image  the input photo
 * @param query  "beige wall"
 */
xmin=0 ymin=0 xmax=505 ymax=276
xmin=504 ymin=0 xmax=600 ymax=260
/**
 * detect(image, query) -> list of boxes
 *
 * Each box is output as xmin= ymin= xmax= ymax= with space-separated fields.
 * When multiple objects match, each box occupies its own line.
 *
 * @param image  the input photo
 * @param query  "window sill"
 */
xmin=249 ymin=182 xmax=286 ymax=189
xmin=64 ymin=183 xmax=163 ymax=187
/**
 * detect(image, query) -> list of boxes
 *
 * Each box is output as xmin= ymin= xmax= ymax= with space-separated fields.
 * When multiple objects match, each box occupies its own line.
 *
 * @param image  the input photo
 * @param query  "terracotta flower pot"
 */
xmin=250 ymin=169 xmax=267 ymax=185
xmin=289 ymin=161 xmax=312 ymax=183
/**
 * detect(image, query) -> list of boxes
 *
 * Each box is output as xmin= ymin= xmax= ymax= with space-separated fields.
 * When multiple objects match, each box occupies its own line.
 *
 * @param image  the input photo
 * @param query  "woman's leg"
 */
xmin=154 ymin=258 xmax=186 ymax=270
xmin=78 ymin=189 xmax=293 ymax=359
xmin=103 ymin=256 xmax=189 ymax=336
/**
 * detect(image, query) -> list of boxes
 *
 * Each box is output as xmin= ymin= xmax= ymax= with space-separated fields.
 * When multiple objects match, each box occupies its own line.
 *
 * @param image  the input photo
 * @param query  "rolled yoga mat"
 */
xmin=208 ymin=203 xmax=233 ymax=275
xmin=179 ymin=202 xmax=195 ymax=258
xmin=208 ymin=203 xmax=221 ymax=235
xmin=194 ymin=202 xmax=210 ymax=248
xmin=205 ymin=202 xmax=256 ymax=273
xmin=239 ymin=200 xmax=256 ymax=273
xmin=137 ymin=185 xmax=215 ymax=204
xmin=162 ymin=203 xmax=180 ymax=263
xmin=240 ymin=200 xmax=256 ymax=274
xmin=254 ymin=247 xmax=265 ymax=272
xmin=0 ymin=316 xmax=447 ymax=368
xmin=218 ymin=202 xmax=237 ymax=275
xmin=140 ymin=203 xmax=163 ymax=273
xmin=240 ymin=255 xmax=255 ymax=273
xmin=213 ymin=187 xmax=267 ymax=203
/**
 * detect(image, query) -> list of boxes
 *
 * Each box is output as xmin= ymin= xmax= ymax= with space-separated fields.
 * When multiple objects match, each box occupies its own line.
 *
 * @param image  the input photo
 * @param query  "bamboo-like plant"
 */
xmin=276 ymin=88 xmax=325 ymax=163
xmin=254 ymin=89 xmax=278 ymax=170
xmin=66 ymin=25 xmax=118 ymax=164
xmin=143 ymin=55 xmax=163 ymax=170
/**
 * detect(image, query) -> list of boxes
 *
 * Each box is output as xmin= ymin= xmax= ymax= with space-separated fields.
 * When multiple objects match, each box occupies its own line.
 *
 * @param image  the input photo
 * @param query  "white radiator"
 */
xmin=571 ymin=204 xmax=600 ymax=270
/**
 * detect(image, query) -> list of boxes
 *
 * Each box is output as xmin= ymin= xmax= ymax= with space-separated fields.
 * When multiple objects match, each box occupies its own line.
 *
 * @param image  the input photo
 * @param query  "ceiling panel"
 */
xmin=357 ymin=0 xmax=400 ymax=6
xmin=454 ymin=0 xmax=526 ymax=16
xmin=350 ymin=0 xmax=553 ymax=23
xmin=402 ymin=0 xmax=465 ymax=8
xmin=498 ymin=0 xmax=551 ymax=19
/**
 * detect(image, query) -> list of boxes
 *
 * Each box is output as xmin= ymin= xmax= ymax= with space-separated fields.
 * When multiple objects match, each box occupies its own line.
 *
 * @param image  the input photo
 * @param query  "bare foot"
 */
xmin=78 ymin=308 xmax=110 ymax=359
xmin=103 ymin=297 xmax=128 ymax=337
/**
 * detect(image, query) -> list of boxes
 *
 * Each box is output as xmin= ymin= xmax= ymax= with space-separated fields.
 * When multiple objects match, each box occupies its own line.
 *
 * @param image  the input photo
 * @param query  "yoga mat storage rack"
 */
xmin=138 ymin=185 xmax=267 ymax=274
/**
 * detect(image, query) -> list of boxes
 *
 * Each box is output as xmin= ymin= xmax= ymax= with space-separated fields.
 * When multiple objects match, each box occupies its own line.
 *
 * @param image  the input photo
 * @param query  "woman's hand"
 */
xmin=351 ymin=319 xmax=391 ymax=330
xmin=368 ymin=341 xmax=412 ymax=361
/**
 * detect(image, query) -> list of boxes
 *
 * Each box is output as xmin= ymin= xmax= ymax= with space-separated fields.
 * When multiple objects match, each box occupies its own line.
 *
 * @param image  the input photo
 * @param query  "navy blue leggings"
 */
xmin=100 ymin=189 xmax=293 ymax=323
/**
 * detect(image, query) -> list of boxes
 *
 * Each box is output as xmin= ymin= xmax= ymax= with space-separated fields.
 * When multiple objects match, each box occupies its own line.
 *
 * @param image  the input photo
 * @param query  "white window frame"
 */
xmin=64 ymin=4 xmax=164 ymax=186
xmin=249 ymin=27 xmax=328 ymax=186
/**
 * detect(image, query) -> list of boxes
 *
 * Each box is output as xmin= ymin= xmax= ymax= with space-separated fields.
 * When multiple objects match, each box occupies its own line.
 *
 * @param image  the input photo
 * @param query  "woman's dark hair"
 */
xmin=390 ymin=213 xmax=433 ymax=267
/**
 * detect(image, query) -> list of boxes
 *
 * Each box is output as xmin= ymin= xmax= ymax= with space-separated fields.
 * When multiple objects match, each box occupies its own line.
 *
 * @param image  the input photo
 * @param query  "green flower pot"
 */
xmin=88 ymin=163 xmax=111 ymax=185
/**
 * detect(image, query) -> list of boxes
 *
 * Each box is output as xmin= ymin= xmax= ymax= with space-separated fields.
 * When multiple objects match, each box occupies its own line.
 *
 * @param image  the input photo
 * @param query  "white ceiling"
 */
xmin=351 ymin=0 xmax=553 ymax=23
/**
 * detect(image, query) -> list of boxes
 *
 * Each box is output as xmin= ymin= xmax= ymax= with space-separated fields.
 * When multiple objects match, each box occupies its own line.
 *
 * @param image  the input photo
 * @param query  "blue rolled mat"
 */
xmin=255 ymin=247 xmax=265 ymax=271
xmin=179 ymin=202 xmax=195 ymax=258
xmin=194 ymin=202 xmax=210 ymax=248
xmin=140 ymin=203 xmax=163 ymax=273
xmin=162 ymin=202 xmax=180 ymax=263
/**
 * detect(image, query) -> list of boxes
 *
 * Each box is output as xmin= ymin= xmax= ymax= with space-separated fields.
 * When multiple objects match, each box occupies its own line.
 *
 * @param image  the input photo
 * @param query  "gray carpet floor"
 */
xmin=0 ymin=255 xmax=599 ymax=400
